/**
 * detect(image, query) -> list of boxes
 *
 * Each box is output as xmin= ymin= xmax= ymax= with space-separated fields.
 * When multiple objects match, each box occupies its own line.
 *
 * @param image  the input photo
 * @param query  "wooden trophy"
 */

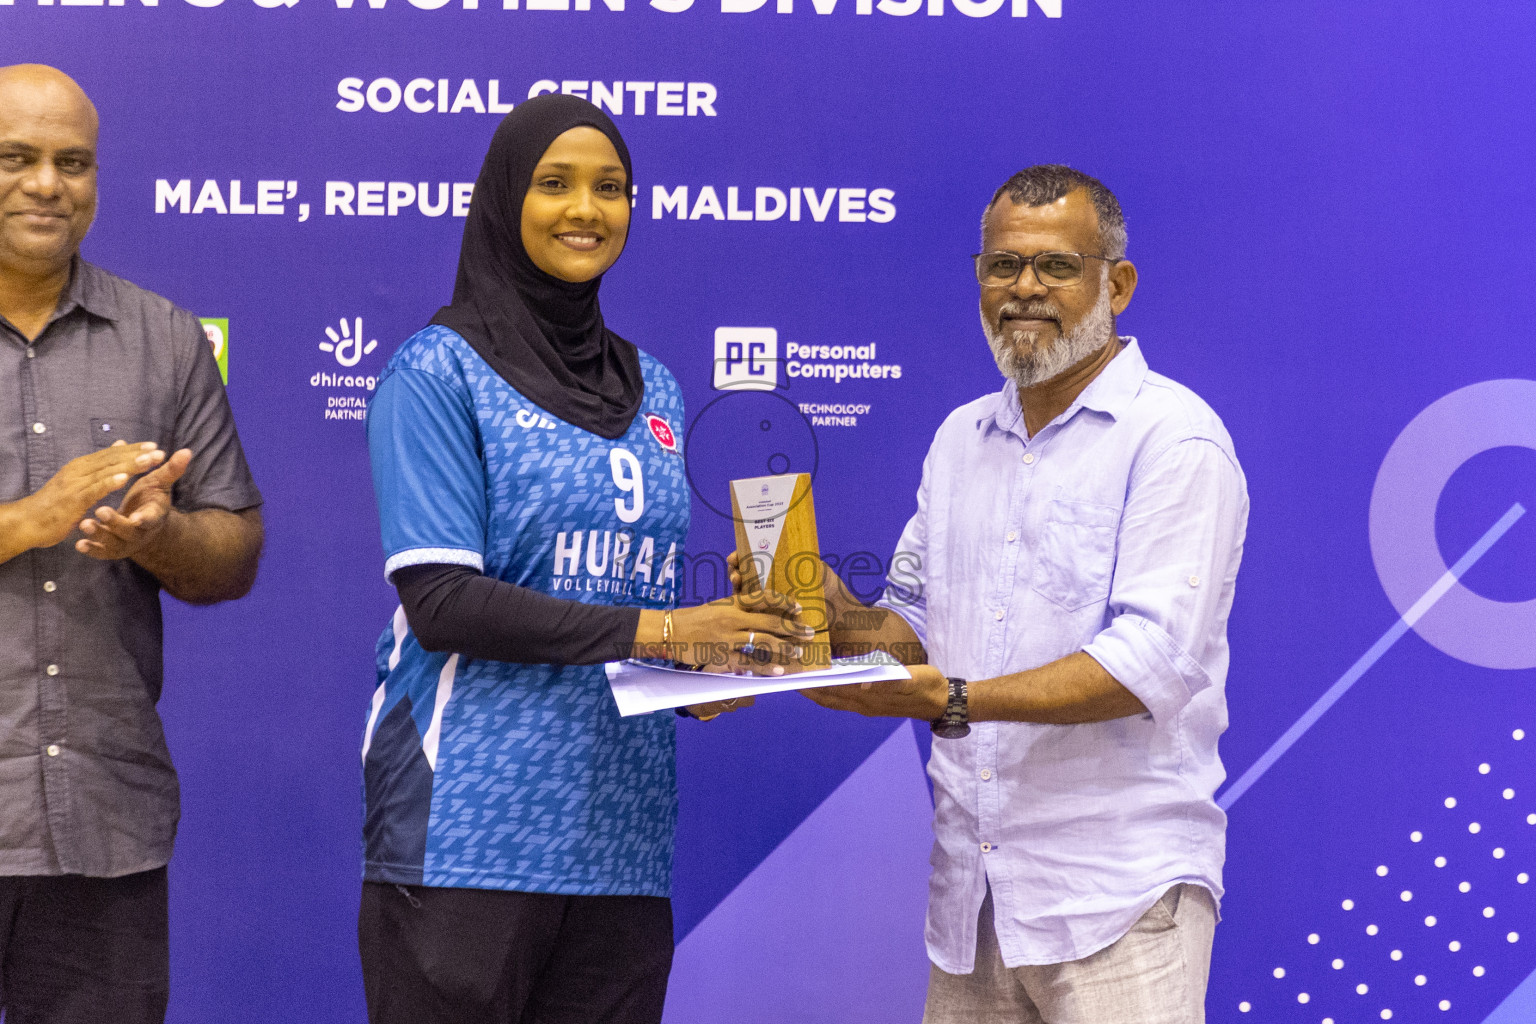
xmin=730 ymin=473 xmax=831 ymax=668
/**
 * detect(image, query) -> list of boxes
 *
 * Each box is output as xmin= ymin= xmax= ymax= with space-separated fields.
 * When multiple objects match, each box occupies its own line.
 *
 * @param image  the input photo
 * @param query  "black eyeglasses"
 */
xmin=971 ymin=250 xmax=1119 ymax=288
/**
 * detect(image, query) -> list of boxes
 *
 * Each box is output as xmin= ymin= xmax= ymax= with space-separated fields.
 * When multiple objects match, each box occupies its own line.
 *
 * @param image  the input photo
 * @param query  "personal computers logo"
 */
xmin=713 ymin=327 xmax=778 ymax=391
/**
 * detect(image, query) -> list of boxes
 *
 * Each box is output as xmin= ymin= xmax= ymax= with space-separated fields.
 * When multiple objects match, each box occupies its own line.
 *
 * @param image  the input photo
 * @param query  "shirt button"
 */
xmin=1022 ymin=453 xmax=1036 ymax=465
xmin=42 ymin=581 xmax=56 ymax=593
xmin=31 ymin=422 xmax=45 ymax=434
xmin=45 ymin=664 xmax=59 ymax=677
xmin=980 ymin=769 xmax=992 ymax=781
xmin=46 ymin=745 xmax=60 ymax=757
xmin=993 ymin=609 xmax=1004 ymax=621
xmin=1006 ymin=531 xmax=1017 ymax=542
xmin=1188 ymin=575 xmax=1201 ymax=587
xmin=26 ymin=348 xmax=36 ymax=359
xmin=980 ymin=842 xmax=993 ymax=853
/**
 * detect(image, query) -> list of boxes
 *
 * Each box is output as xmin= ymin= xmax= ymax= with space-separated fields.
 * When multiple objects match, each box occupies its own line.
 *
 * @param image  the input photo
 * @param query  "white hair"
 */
xmin=981 ymin=267 xmax=1115 ymax=388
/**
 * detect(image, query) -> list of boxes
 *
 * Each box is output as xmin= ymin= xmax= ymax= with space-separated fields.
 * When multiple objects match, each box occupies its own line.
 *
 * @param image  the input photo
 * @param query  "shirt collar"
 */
xmin=55 ymin=257 xmax=119 ymax=324
xmin=979 ymin=336 xmax=1147 ymax=435
xmin=1074 ymin=336 xmax=1146 ymax=419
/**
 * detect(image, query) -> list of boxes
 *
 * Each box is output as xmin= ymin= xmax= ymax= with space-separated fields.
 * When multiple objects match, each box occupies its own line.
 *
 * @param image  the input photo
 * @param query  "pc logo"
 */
xmin=713 ymin=327 xmax=778 ymax=391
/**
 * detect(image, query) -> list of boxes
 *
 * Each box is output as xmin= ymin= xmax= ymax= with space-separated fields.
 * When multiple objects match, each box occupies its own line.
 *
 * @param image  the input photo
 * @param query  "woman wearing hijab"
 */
xmin=359 ymin=94 xmax=808 ymax=1024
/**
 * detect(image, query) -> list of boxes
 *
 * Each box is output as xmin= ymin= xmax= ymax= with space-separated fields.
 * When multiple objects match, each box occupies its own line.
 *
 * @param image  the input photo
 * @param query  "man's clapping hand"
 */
xmin=76 ymin=447 xmax=192 ymax=562
xmin=17 ymin=441 xmax=165 ymax=550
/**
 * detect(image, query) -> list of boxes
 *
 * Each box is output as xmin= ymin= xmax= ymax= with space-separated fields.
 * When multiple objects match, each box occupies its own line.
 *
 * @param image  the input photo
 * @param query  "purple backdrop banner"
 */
xmin=7 ymin=3 xmax=1536 ymax=1021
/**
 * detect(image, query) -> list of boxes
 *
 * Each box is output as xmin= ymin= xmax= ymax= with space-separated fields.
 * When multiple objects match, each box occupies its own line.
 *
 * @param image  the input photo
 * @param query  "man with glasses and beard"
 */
xmin=798 ymin=166 xmax=1249 ymax=1023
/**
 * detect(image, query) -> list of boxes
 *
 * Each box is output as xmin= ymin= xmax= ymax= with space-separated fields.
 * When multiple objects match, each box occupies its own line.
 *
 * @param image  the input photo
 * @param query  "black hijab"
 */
xmin=432 ymin=94 xmax=643 ymax=439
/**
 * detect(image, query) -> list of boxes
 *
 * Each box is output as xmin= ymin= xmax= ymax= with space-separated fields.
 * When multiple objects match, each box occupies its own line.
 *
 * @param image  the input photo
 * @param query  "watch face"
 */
xmin=932 ymin=720 xmax=971 ymax=740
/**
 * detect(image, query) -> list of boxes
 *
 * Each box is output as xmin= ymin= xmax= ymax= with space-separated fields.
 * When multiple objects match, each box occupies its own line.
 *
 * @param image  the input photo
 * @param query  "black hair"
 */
xmin=985 ymin=164 xmax=1127 ymax=259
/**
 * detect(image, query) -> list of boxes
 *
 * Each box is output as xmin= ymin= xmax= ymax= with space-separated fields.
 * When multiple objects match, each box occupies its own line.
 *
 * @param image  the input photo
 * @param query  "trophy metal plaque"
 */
xmin=730 ymin=473 xmax=830 ymax=667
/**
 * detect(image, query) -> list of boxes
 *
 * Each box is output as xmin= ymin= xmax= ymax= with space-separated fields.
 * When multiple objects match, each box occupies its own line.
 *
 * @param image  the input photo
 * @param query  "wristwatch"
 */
xmin=931 ymin=677 xmax=970 ymax=739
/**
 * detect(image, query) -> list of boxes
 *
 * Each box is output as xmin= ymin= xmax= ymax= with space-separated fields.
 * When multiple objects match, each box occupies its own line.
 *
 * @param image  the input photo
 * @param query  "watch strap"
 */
xmin=931 ymin=676 xmax=970 ymax=739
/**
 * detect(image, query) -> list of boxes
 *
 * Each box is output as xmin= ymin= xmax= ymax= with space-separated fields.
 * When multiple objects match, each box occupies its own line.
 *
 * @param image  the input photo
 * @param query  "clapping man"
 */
xmin=0 ymin=64 xmax=263 ymax=1023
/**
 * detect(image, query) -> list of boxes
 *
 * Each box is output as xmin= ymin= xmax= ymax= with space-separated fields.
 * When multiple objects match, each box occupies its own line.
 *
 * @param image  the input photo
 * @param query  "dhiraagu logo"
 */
xmin=200 ymin=318 xmax=229 ymax=384
xmin=313 ymin=315 xmax=381 ymax=423
xmin=321 ymin=316 xmax=378 ymax=367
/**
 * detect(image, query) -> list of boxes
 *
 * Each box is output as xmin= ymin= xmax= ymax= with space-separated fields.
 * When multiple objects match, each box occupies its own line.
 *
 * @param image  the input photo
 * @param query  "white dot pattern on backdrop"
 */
xmin=1235 ymin=734 xmax=1535 ymax=1021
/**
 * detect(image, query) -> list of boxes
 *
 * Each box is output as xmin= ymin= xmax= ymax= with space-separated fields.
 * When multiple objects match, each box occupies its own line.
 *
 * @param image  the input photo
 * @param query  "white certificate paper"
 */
xmin=605 ymin=653 xmax=912 ymax=717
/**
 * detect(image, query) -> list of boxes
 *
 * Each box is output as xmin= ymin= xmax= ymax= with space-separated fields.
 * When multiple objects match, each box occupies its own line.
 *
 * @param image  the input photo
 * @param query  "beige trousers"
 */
xmin=922 ymin=884 xmax=1216 ymax=1024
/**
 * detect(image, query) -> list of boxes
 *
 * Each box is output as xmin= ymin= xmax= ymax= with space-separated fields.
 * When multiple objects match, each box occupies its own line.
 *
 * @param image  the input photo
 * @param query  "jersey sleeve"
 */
xmin=368 ymin=366 xmax=488 ymax=581
xmin=394 ymin=564 xmax=642 ymax=666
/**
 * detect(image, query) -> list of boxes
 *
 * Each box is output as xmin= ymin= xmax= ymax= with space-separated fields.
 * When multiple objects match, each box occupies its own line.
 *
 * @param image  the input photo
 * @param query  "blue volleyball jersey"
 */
xmin=362 ymin=326 xmax=689 ymax=896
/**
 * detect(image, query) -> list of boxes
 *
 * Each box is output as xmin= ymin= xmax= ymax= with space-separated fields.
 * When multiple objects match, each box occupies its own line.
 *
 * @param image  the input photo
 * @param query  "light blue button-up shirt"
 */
xmin=877 ymin=338 xmax=1248 ymax=971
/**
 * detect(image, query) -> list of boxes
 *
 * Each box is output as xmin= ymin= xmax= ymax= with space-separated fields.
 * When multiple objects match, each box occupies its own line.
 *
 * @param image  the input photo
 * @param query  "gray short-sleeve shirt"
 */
xmin=0 ymin=259 xmax=262 ymax=878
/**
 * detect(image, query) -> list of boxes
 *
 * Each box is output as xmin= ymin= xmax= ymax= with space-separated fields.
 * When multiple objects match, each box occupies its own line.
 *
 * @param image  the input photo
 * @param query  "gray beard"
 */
xmin=982 ymin=286 xmax=1115 ymax=389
